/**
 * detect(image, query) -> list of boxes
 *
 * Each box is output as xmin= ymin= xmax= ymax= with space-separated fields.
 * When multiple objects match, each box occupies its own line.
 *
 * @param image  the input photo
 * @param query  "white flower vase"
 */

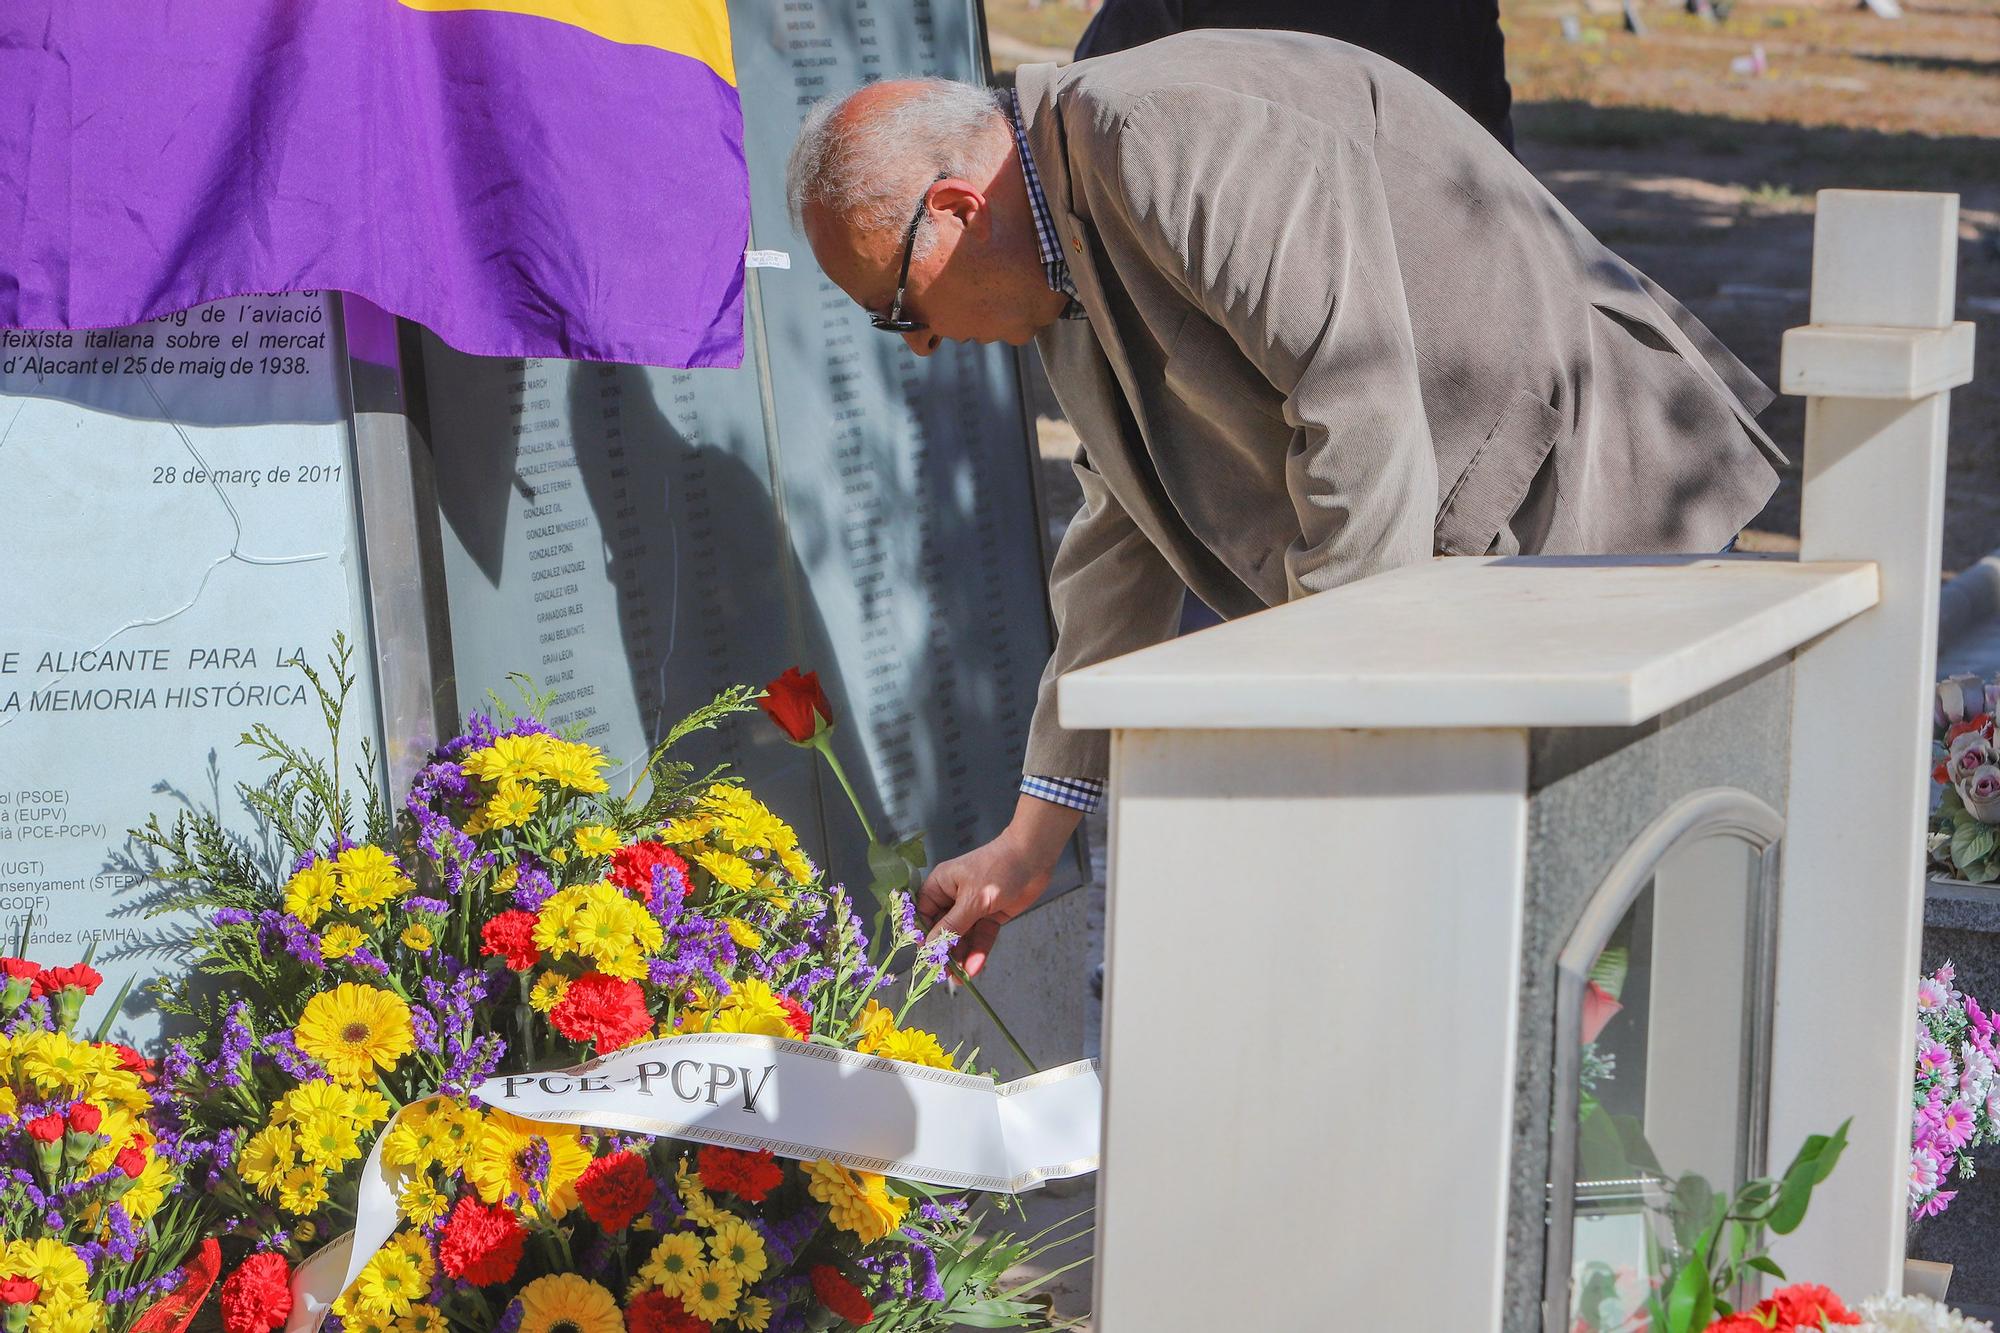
xmin=1906 ymin=1257 xmax=1955 ymax=1301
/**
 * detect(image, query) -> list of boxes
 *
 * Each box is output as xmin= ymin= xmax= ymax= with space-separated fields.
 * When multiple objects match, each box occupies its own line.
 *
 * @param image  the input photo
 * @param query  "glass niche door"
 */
xmin=1546 ymin=790 xmax=1783 ymax=1333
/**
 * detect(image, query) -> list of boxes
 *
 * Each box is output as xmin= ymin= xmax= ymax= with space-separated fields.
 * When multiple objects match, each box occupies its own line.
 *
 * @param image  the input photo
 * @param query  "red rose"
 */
xmin=609 ymin=842 xmax=693 ymax=900
xmin=117 ymin=1145 xmax=149 ymax=1178
xmin=480 ymin=911 xmax=542 ymax=970
xmin=39 ymin=963 xmax=102 ymax=995
xmin=132 ymin=1238 xmax=222 ymax=1333
xmin=66 ymin=1102 xmax=103 ymax=1134
xmin=626 ymin=1289 xmax=711 ymax=1333
xmin=548 ymin=972 xmax=653 ymax=1053
xmin=761 ymin=668 xmax=833 ymax=744
xmin=24 ymin=1114 xmax=65 ymax=1144
xmin=0 ymin=1278 xmax=39 ymax=1305
xmin=779 ymin=996 xmax=813 ymax=1039
xmin=697 ymin=1145 xmax=784 ymax=1204
xmin=811 ymin=1264 xmax=875 ymax=1326
xmin=1758 ymin=1284 xmax=1861 ymax=1328
xmin=576 ymin=1150 xmax=656 ymax=1231
xmin=218 ymin=1252 xmax=292 ymax=1333
xmin=437 ymin=1197 xmax=526 ymax=1285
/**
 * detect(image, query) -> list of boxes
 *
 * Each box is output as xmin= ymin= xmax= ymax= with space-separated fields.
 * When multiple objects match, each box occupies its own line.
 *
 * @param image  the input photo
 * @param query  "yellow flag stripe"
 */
xmin=398 ymin=0 xmax=736 ymax=87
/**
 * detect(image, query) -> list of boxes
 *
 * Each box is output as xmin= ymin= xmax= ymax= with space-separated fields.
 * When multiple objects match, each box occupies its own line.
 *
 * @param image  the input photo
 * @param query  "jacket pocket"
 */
xmin=1435 ymin=390 xmax=1564 ymax=556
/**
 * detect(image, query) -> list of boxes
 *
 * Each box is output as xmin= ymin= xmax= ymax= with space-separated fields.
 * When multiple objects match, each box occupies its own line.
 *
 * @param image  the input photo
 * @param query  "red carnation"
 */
xmin=218 ymin=1252 xmax=292 ymax=1333
xmin=0 ymin=1278 xmax=39 ymax=1306
xmin=1756 ymin=1284 xmax=1860 ymax=1328
xmin=39 ymin=963 xmax=102 ymax=995
xmin=480 ymin=911 xmax=542 ymax=970
xmin=779 ymin=996 xmax=813 ymax=1038
xmin=437 ymin=1196 xmax=526 ymax=1286
xmin=0 ymin=958 xmax=38 ymax=982
xmin=548 ymin=972 xmax=653 ymax=1053
xmin=24 ymin=1114 xmax=64 ymax=1144
xmin=697 ymin=1145 xmax=784 ymax=1204
xmin=627 ymin=1289 xmax=711 ymax=1333
xmin=609 ymin=841 xmax=693 ymax=899
xmin=576 ymin=1150 xmax=656 ymax=1231
xmin=811 ymin=1264 xmax=875 ymax=1326
xmin=112 ymin=1044 xmax=158 ymax=1085
xmin=66 ymin=1102 xmax=102 ymax=1134
xmin=117 ymin=1145 xmax=149 ymax=1178
xmin=1704 ymin=1318 xmax=1765 ymax=1333
xmin=761 ymin=668 xmax=834 ymax=744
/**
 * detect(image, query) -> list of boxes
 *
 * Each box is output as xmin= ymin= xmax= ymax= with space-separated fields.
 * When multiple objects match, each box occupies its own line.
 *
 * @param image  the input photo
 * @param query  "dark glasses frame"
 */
xmin=871 ymin=172 xmax=950 ymax=334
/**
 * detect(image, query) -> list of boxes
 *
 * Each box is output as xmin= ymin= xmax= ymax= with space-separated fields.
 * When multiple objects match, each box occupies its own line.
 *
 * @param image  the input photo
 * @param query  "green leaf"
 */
xmin=1746 ymin=1255 xmax=1786 ymax=1280
xmin=896 ymin=832 xmax=929 ymax=867
xmin=866 ymin=840 xmax=913 ymax=899
xmin=1767 ymin=1156 xmax=1820 ymax=1235
xmin=1665 ymin=1255 xmax=1714 ymax=1333
xmin=1590 ymin=946 xmax=1631 ymax=1001
xmin=1954 ymin=819 xmax=2000 ymax=871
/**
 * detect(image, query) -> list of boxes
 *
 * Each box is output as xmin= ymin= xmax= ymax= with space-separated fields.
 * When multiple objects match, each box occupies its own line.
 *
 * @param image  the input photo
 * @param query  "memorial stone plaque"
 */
xmin=423 ymin=0 xmax=1064 ymax=885
xmin=0 ymin=292 xmax=381 ymax=1038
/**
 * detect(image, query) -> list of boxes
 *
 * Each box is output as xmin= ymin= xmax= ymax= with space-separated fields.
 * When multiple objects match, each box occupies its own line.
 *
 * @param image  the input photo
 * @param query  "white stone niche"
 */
xmin=1061 ymin=190 xmax=1974 ymax=1331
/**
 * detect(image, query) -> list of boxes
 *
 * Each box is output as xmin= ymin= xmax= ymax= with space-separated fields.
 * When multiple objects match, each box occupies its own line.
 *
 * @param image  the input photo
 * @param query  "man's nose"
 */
xmin=901 ymin=330 xmax=941 ymax=357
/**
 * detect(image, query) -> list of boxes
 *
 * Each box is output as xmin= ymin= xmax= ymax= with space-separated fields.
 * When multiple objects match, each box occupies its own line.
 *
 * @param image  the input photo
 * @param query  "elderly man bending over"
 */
xmin=786 ymin=30 xmax=1782 ymax=975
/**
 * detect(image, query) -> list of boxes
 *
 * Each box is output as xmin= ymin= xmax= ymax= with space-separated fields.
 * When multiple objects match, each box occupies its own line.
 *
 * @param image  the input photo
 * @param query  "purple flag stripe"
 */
xmin=0 ymin=1 xmax=747 ymax=368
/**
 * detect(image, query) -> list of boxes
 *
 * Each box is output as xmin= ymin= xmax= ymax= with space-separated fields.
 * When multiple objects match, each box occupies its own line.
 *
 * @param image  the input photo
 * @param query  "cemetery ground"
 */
xmin=989 ymin=0 xmax=2000 ymax=573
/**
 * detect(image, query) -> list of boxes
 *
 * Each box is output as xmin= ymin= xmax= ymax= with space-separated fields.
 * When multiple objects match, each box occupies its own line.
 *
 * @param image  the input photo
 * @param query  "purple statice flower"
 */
xmin=210 ymin=907 xmax=253 ymax=928
xmin=892 ymin=892 xmax=923 ymax=946
xmin=404 ymin=895 xmax=451 ymax=916
xmin=758 ymin=1206 xmax=825 ymax=1273
xmin=410 ymin=1005 xmax=441 ymax=1056
xmin=918 ymin=931 xmax=958 ymax=970
xmin=201 ymin=1002 xmax=256 ymax=1087
xmin=512 ymin=863 xmax=558 ymax=913
xmin=261 ymin=1031 xmax=328 ymax=1081
xmin=654 ymin=918 xmax=738 ymax=994
xmin=254 ymin=910 xmax=323 ymax=970
xmin=492 ymin=1298 xmax=525 ymax=1333
xmin=345 ymin=947 xmax=392 ymax=978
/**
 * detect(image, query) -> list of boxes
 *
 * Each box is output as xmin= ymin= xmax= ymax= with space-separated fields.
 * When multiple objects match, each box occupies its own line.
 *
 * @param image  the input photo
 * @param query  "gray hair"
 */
xmin=786 ymin=78 xmax=1011 ymax=258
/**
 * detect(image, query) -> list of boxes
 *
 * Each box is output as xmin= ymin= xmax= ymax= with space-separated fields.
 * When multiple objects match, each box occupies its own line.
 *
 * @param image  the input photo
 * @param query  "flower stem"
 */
xmin=813 ymin=737 xmax=877 ymax=846
xmin=951 ymin=966 xmax=1038 ymax=1074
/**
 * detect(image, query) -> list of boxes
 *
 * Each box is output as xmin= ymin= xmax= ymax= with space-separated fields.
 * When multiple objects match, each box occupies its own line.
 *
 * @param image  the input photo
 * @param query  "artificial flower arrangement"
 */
xmin=0 ymin=938 xmax=221 ymax=1333
xmin=137 ymin=642 xmax=1084 ymax=1333
xmin=1929 ymin=673 xmax=2000 ymax=884
xmin=1701 ymin=1288 xmax=1991 ymax=1332
xmin=1908 ymin=961 xmax=2000 ymax=1222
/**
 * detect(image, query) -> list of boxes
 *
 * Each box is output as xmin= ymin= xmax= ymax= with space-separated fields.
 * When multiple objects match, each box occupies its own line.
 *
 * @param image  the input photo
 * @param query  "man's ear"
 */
xmin=928 ymin=179 xmax=989 ymax=238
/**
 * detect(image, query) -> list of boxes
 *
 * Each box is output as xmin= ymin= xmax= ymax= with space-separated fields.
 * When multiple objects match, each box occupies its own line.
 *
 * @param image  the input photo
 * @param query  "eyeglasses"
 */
xmin=871 ymin=172 xmax=949 ymax=334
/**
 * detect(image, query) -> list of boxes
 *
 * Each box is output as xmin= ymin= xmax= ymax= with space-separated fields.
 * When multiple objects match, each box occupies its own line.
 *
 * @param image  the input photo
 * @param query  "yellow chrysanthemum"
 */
xmin=851 ymin=1000 xmax=897 ymax=1054
xmin=707 ymin=1007 xmax=791 ymax=1039
xmin=706 ymin=1217 xmax=768 ymax=1284
xmin=296 ymin=1109 xmax=365 ymax=1166
xmin=295 ymin=984 xmax=415 ymax=1086
xmin=341 ymin=1310 xmax=395 ymax=1333
xmin=736 ymin=1294 xmax=774 ymax=1332
xmin=397 ymin=1304 xmax=446 ymax=1333
xmin=724 ymin=918 xmax=764 ymax=950
xmin=26 ymin=1295 xmax=103 ymax=1333
xmin=352 ymin=1088 xmax=395 ymax=1127
xmin=535 ymin=882 xmax=663 ymax=970
xmin=544 ymin=739 xmax=611 ymax=794
xmin=400 ymin=924 xmax=435 ymax=953
xmin=335 ymin=845 xmax=409 ymax=912
xmin=381 ymin=1103 xmax=464 ymax=1172
xmin=491 ymin=863 xmax=521 ymax=897
xmin=873 ymin=1026 xmax=955 ymax=1071
xmin=14 ymin=1032 xmax=118 ymax=1096
xmin=0 ymin=1087 xmax=15 ymax=1120
xmin=278 ymin=1164 xmax=330 ymax=1216
xmin=515 ymin=1274 xmax=623 ymax=1333
xmin=278 ymin=1080 xmax=358 ymax=1126
xmin=804 ymin=1160 xmax=910 ymax=1244
xmin=464 ymin=1110 xmax=590 ymax=1220
xmin=658 ymin=815 xmax=719 ymax=846
xmin=393 ymin=1228 xmax=437 ymax=1280
xmin=355 ymin=1245 xmax=427 ymax=1319
xmin=573 ymin=825 xmax=622 ymax=857
xmin=239 ymin=1125 xmax=297 ymax=1195
xmin=461 ymin=733 xmax=553 ymax=784
xmin=322 ymin=923 xmax=366 ymax=960
xmin=397 ymin=1175 xmax=450 ymax=1227
xmin=693 ymin=850 xmax=756 ymax=892
xmin=119 ymin=1154 xmax=174 ymax=1223
xmin=639 ymin=1232 xmax=706 ymax=1300
xmin=683 ymin=1262 xmax=741 ymax=1322
xmin=528 ymin=972 xmax=570 ymax=1014
xmin=283 ymin=859 xmax=340 ymax=925
xmin=480 ymin=778 xmax=543 ymax=831
xmin=1 ymin=1238 xmax=90 ymax=1298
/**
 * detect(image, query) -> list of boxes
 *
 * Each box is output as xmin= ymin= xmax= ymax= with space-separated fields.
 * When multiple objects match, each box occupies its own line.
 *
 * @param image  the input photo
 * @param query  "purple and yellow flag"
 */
xmin=0 ymin=0 xmax=747 ymax=367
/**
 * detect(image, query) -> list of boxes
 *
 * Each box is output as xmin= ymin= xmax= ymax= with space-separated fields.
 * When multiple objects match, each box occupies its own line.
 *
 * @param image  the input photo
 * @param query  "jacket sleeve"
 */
xmin=1087 ymin=84 xmax=1440 ymax=599
xmin=1023 ymin=448 xmax=1187 ymax=781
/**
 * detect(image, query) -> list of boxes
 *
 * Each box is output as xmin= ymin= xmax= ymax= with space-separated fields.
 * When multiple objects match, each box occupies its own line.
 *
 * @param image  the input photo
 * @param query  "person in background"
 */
xmin=1073 ymin=0 xmax=1516 ymax=149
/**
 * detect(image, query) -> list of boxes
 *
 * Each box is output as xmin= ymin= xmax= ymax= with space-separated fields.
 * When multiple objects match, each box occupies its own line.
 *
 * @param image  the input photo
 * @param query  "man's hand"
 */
xmin=917 ymin=794 xmax=1084 ymax=977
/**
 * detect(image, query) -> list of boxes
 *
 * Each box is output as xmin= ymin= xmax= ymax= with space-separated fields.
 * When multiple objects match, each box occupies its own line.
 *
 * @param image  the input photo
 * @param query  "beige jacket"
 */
xmin=1019 ymin=31 xmax=1783 ymax=780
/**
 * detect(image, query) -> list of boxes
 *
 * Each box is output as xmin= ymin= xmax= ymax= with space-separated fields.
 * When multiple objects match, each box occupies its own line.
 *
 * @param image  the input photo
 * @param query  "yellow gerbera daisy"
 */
xmin=683 ymin=1262 xmax=742 ymax=1322
xmin=573 ymin=824 xmax=622 ymax=857
xmin=464 ymin=1110 xmax=589 ymax=1220
xmin=638 ymin=1232 xmax=704 ymax=1299
xmin=706 ymin=1217 xmax=768 ymax=1284
xmin=294 ymin=984 xmax=415 ymax=1086
xmin=515 ymin=1273 xmax=623 ymax=1333
xmin=283 ymin=859 xmax=340 ymax=925
xmin=804 ymin=1160 xmax=910 ymax=1244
